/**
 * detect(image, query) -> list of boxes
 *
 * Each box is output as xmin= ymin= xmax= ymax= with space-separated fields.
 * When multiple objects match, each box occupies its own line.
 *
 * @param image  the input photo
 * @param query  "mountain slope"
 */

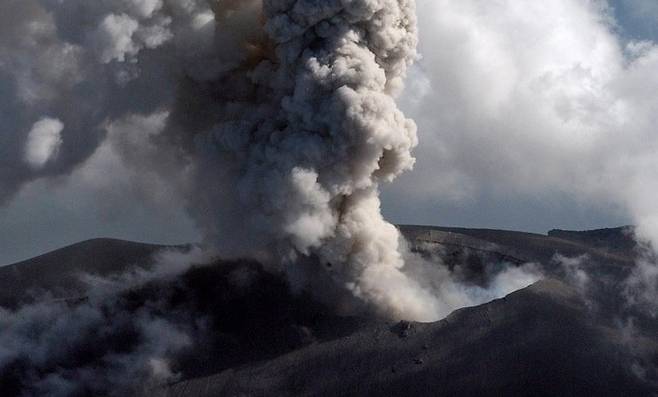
xmin=0 ymin=225 xmax=637 ymax=307
xmin=0 ymin=238 xmax=171 ymax=307
xmin=156 ymin=279 xmax=655 ymax=396
xmin=399 ymin=225 xmax=636 ymax=266
xmin=1 ymin=226 xmax=655 ymax=396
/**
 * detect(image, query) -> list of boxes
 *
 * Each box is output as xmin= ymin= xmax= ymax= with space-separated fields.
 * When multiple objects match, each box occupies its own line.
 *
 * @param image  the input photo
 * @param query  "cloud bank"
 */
xmin=396 ymin=0 xmax=658 ymax=237
xmin=389 ymin=0 xmax=658 ymax=301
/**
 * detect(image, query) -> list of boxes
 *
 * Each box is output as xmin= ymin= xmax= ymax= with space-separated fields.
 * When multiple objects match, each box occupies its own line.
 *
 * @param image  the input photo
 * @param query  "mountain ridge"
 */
xmin=1 ymin=226 xmax=655 ymax=396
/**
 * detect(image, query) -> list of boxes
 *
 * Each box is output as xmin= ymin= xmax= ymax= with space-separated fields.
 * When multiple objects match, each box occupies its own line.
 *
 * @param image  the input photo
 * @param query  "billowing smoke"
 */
xmin=3 ymin=0 xmax=658 ymax=321
xmin=0 ymin=1 xmax=576 ymax=394
xmin=3 ymin=0 xmax=514 ymax=321
xmin=165 ymin=0 xmax=438 ymax=320
xmin=156 ymin=0 xmax=541 ymax=321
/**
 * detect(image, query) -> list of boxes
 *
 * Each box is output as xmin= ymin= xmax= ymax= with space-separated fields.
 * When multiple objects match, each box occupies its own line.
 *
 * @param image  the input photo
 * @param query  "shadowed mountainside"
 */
xmin=0 ymin=226 xmax=638 ymax=307
xmin=1 ymin=226 xmax=656 ymax=396
xmin=399 ymin=225 xmax=636 ymax=267
xmin=0 ymin=238 xmax=175 ymax=308
xmin=156 ymin=279 xmax=656 ymax=397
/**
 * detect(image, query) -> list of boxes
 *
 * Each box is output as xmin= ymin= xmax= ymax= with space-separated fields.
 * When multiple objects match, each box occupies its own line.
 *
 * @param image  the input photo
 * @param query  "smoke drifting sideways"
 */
xmin=0 ymin=247 xmax=213 ymax=397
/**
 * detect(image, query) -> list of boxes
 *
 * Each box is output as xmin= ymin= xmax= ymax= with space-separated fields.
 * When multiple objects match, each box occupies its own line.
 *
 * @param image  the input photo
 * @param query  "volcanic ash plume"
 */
xmin=0 ymin=0 xmax=540 ymax=322
xmin=171 ymin=0 xmax=443 ymax=320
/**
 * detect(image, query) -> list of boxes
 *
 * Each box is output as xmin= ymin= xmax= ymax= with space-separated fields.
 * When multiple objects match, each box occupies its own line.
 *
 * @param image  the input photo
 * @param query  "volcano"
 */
xmin=0 ymin=226 xmax=655 ymax=396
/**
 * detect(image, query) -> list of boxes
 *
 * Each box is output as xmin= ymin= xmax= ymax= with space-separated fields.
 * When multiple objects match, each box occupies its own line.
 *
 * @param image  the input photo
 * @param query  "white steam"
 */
xmin=0 ymin=246 xmax=213 ymax=397
xmin=7 ymin=0 xmax=658 ymax=394
xmin=399 ymin=240 xmax=543 ymax=319
xmin=24 ymin=118 xmax=64 ymax=169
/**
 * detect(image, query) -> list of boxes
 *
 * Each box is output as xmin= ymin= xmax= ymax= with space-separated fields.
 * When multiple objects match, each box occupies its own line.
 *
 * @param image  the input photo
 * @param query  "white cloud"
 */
xmin=392 ymin=0 xmax=658 ymax=239
xmin=92 ymin=13 xmax=140 ymax=63
xmin=24 ymin=117 xmax=64 ymax=169
xmin=1 ymin=112 xmax=200 ymax=265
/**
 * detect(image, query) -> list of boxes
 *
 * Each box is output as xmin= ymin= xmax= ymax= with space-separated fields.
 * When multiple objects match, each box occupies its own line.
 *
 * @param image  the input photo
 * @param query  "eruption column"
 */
xmin=179 ymin=0 xmax=439 ymax=320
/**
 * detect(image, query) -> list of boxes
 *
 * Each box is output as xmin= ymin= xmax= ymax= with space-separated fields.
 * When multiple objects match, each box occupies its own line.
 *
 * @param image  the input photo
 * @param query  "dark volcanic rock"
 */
xmin=157 ymin=261 xmax=369 ymax=379
xmin=0 ymin=238 xmax=173 ymax=308
xmin=548 ymin=226 xmax=637 ymax=256
xmin=399 ymin=225 xmax=636 ymax=268
xmin=155 ymin=279 xmax=656 ymax=397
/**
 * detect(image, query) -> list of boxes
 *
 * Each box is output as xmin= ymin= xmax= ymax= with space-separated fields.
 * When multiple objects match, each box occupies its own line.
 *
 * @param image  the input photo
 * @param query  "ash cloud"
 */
xmin=160 ymin=0 xmax=540 ymax=321
xmin=0 ymin=0 xmax=546 ymax=370
xmin=0 ymin=0 xmax=601 ymax=319
xmin=1 ymin=0 xmax=458 ymax=321
xmin=0 ymin=0 xmax=653 ymax=326
xmin=4 ymin=0 xmax=657 ymax=393
xmin=0 ymin=3 xmax=600 ymax=395
xmin=165 ymin=0 xmax=428 ymax=320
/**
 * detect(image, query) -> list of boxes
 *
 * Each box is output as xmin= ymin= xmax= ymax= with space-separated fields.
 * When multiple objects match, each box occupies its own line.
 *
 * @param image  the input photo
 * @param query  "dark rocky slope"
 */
xmin=156 ymin=279 xmax=656 ymax=397
xmin=0 ymin=238 xmax=173 ymax=308
xmin=399 ymin=225 xmax=636 ymax=267
xmin=0 ymin=226 xmax=655 ymax=396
